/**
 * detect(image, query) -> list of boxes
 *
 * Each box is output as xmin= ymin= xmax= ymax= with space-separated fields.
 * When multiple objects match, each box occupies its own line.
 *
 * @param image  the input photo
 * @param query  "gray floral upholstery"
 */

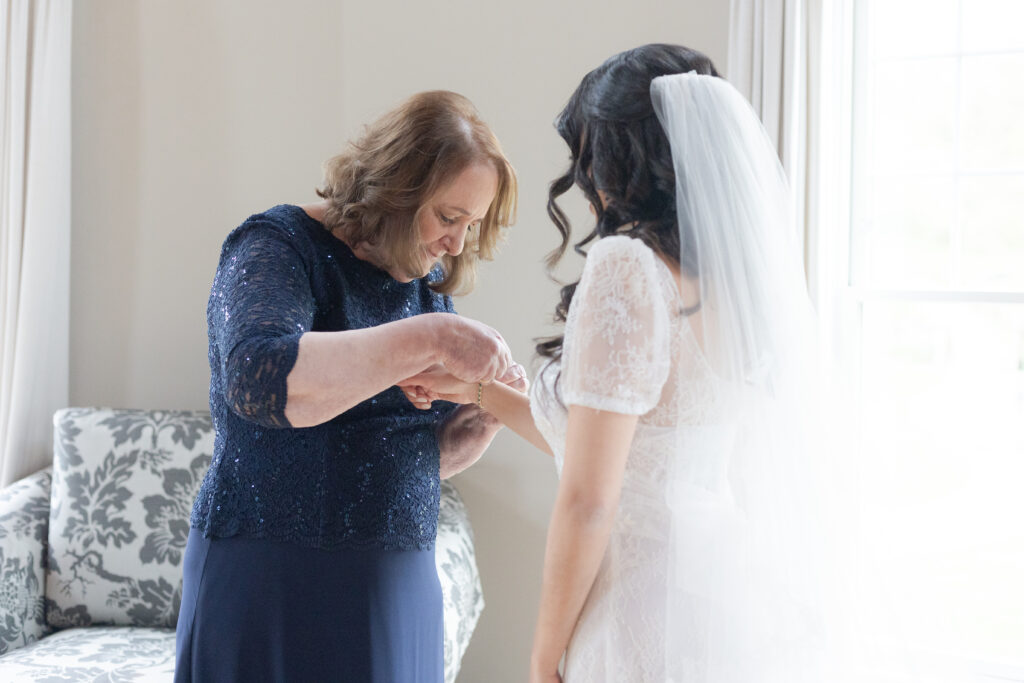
xmin=46 ymin=409 xmax=214 ymax=629
xmin=438 ymin=479 xmax=485 ymax=683
xmin=0 ymin=407 xmax=484 ymax=681
xmin=0 ymin=469 xmax=51 ymax=654
xmin=0 ymin=626 xmax=175 ymax=682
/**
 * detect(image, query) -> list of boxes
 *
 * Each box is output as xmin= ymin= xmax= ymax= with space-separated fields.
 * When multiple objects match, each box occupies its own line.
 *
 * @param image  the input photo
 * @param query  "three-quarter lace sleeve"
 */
xmin=210 ymin=222 xmax=315 ymax=428
xmin=563 ymin=235 xmax=671 ymax=415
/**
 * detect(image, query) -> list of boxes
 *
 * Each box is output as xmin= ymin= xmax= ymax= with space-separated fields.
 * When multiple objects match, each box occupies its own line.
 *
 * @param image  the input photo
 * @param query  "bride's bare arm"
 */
xmin=479 ymin=382 xmax=553 ymax=457
xmin=400 ymin=370 xmax=553 ymax=457
xmin=529 ymin=406 xmax=637 ymax=680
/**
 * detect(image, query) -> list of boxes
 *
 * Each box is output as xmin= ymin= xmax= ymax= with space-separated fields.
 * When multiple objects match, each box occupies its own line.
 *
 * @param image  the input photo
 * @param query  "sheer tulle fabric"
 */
xmin=651 ymin=72 xmax=829 ymax=682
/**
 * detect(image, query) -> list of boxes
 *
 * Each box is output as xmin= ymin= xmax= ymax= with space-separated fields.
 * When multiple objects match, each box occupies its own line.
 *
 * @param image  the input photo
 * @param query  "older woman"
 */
xmin=174 ymin=91 xmax=519 ymax=683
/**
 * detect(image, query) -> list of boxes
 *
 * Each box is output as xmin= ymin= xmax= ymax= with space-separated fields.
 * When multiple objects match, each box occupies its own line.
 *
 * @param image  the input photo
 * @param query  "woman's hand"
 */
xmin=429 ymin=313 xmax=514 ymax=385
xmin=427 ymin=365 xmax=527 ymax=478
xmin=399 ymin=362 xmax=527 ymax=409
xmin=283 ymin=314 xmax=511 ymax=428
xmin=437 ymin=404 xmax=503 ymax=478
xmin=400 ymin=365 xmax=479 ymax=406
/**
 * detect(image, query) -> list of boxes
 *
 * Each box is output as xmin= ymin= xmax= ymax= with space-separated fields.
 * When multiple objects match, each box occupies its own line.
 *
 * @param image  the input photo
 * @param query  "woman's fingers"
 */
xmin=495 ymin=362 xmax=527 ymax=389
xmin=504 ymin=374 xmax=529 ymax=393
xmin=492 ymin=362 xmax=528 ymax=393
xmin=400 ymin=385 xmax=433 ymax=410
xmin=403 ymin=319 xmax=527 ymax=401
xmin=398 ymin=370 xmax=478 ymax=405
xmin=402 ymin=368 xmax=470 ymax=396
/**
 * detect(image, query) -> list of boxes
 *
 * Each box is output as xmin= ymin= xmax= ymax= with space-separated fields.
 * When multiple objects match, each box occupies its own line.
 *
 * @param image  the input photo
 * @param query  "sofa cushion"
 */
xmin=0 ymin=626 xmax=174 ymax=681
xmin=46 ymin=409 xmax=213 ymax=628
xmin=36 ymin=407 xmax=483 ymax=679
xmin=0 ymin=469 xmax=52 ymax=654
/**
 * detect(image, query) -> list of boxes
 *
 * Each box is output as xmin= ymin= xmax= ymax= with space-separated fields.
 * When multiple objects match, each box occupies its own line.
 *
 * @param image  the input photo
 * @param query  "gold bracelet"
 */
xmin=477 ymin=382 xmax=483 ymax=408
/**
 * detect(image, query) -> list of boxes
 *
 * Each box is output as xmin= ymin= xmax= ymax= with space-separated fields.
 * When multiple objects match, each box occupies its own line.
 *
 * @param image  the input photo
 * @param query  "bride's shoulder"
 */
xmin=584 ymin=234 xmax=659 ymax=274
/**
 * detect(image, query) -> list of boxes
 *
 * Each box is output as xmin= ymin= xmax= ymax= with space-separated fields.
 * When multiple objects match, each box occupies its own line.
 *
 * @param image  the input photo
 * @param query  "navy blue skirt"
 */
xmin=174 ymin=528 xmax=443 ymax=683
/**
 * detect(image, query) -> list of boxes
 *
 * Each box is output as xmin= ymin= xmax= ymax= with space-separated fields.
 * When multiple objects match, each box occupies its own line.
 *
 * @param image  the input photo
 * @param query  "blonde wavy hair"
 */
xmin=316 ymin=91 xmax=517 ymax=295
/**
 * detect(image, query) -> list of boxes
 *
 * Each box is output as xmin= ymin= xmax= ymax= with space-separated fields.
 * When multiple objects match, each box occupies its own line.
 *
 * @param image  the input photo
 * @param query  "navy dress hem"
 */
xmin=175 ymin=528 xmax=444 ymax=683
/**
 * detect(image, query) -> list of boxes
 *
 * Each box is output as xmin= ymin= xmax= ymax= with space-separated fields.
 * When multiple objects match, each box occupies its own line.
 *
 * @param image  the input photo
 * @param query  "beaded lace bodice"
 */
xmin=191 ymin=205 xmax=457 ymax=551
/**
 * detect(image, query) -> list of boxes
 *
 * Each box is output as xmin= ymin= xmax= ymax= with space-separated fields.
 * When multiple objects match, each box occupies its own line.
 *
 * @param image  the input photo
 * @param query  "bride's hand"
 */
xmin=399 ymin=365 xmax=478 ymax=406
xmin=399 ymin=362 xmax=527 ymax=409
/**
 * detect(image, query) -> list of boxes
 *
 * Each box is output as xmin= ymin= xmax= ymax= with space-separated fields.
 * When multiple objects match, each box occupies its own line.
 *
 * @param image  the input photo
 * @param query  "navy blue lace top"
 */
xmin=191 ymin=204 xmax=458 ymax=551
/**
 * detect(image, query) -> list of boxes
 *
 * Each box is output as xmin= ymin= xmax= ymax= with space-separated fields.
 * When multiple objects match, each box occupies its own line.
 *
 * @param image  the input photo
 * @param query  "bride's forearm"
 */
xmin=479 ymin=382 xmax=553 ymax=457
xmin=531 ymin=495 xmax=616 ymax=674
xmin=531 ymin=406 xmax=638 ymax=674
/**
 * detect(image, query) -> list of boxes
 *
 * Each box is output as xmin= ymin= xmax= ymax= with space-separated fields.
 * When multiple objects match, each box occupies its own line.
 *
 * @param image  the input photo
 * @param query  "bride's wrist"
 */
xmin=476 ymin=382 xmax=505 ymax=421
xmin=529 ymin=646 xmax=561 ymax=675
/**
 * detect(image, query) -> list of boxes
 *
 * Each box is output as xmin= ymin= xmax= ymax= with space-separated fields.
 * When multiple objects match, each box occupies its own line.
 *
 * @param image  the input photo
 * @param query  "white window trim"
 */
xmin=818 ymin=2 xmax=1024 ymax=680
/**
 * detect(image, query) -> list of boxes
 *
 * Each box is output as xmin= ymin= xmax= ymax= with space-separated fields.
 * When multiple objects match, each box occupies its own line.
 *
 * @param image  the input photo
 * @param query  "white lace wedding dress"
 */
xmin=530 ymin=234 xmax=734 ymax=682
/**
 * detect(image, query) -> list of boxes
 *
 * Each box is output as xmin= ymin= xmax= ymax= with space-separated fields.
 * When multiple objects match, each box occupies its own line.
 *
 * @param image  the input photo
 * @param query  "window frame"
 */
xmin=825 ymin=1 xmax=1024 ymax=679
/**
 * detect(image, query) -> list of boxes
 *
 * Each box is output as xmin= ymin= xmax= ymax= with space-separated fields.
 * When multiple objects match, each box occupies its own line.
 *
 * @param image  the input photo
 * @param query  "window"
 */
xmin=844 ymin=0 xmax=1024 ymax=678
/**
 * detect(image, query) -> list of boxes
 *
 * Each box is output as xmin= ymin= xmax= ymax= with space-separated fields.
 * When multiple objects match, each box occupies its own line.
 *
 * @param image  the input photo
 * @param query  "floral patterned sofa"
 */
xmin=0 ymin=408 xmax=484 ymax=682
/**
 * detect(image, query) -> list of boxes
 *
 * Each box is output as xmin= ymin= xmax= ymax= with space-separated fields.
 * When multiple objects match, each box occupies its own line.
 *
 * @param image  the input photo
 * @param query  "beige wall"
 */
xmin=71 ymin=1 xmax=729 ymax=679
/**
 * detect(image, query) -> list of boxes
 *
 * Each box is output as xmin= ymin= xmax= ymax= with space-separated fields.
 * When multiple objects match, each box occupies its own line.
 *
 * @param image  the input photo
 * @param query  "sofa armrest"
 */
xmin=437 ymin=480 xmax=485 ymax=683
xmin=0 ymin=469 xmax=52 ymax=655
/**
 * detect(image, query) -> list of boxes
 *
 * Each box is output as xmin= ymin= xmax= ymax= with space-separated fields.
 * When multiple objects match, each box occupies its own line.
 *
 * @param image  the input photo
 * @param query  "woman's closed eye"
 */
xmin=439 ymin=212 xmax=457 ymax=225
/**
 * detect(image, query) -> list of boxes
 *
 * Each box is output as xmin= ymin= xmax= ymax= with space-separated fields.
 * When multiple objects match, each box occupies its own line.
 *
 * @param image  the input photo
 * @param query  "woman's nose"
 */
xmin=445 ymin=225 xmax=468 ymax=256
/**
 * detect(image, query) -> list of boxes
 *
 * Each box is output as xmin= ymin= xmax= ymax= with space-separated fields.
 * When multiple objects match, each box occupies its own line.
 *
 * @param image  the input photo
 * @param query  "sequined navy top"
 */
xmin=191 ymin=204 xmax=458 ymax=551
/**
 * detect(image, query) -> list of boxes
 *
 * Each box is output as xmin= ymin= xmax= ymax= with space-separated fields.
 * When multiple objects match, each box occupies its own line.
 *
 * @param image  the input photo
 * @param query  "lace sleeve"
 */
xmin=210 ymin=221 xmax=315 ymax=428
xmin=431 ymin=288 xmax=460 ymax=424
xmin=562 ymin=236 xmax=671 ymax=415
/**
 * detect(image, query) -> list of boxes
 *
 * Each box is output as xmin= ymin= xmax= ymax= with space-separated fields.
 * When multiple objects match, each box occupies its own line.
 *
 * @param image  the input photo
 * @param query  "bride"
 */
xmin=404 ymin=43 xmax=828 ymax=682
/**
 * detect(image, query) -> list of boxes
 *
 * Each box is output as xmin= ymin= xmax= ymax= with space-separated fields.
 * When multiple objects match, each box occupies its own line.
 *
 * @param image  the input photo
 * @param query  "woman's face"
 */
xmin=410 ymin=161 xmax=498 ymax=279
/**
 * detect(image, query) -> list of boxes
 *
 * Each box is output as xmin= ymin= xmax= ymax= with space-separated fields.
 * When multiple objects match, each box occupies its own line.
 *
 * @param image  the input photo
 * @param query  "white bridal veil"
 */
xmin=651 ymin=72 xmax=839 ymax=682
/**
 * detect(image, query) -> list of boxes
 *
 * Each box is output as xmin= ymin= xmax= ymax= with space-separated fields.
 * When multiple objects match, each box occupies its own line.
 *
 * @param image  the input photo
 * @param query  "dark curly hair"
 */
xmin=537 ymin=44 xmax=719 ymax=359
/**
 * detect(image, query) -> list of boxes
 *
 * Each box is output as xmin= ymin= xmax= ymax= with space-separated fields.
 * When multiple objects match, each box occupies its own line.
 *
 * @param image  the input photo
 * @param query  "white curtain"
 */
xmin=727 ymin=0 xmax=826 ymax=303
xmin=0 ymin=0 xmax=72 ymax=487
xmin=729 ymin=0 xmax=856 ymax=372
